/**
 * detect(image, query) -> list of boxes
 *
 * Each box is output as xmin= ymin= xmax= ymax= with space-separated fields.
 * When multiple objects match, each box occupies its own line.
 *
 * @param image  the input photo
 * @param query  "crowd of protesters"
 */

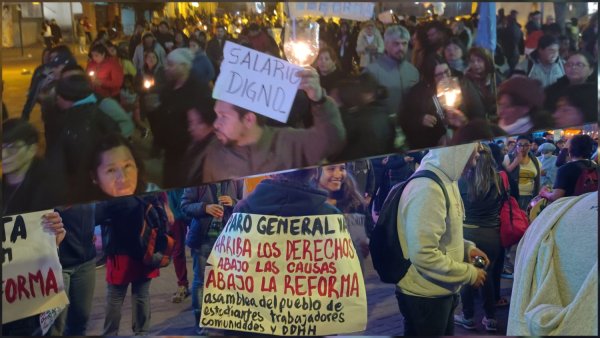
xmin=4 ymin=8 xmax=597 ymax=208
xmin=2 ymin=6 xmax=598 ymax=336
xmin=3 ymin=122 xmax=596 ymax=335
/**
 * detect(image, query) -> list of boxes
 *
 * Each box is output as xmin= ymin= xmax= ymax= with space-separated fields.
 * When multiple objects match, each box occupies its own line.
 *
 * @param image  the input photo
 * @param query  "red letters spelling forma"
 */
xmin=3 ymin=268 xmax=59 ymax=304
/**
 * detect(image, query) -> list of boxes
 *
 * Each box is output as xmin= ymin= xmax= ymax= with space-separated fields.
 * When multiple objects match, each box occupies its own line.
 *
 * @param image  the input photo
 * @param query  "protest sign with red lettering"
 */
xmin=2 ymin=210 xmax=69 ymax=324
xmin=200 ymin=213 xmax=367 ymax=336
xmin=212 ymin=41 xmax=303 ymax=123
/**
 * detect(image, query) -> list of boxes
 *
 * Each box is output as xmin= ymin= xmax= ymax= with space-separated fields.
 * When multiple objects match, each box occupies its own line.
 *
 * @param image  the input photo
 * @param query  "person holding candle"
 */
xmin=201 ymin=67 xmax=346 ymax=183
xmin=399 ymin=56 xmax=468 ymax=150
xmin=137 ymin=50 xmax=167 ymax=148
xmin=86 ymin=44 xmax=124 ymax=99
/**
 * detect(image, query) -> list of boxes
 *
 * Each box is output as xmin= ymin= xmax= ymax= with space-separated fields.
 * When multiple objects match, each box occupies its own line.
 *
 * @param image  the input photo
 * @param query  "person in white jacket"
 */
xmin=395 ymin=142 xmax=489 ymax=336
xmin=356 ymin=21 xmax=384 ymax=69
xmin=507 ymin=191 xmax=597 ymax=336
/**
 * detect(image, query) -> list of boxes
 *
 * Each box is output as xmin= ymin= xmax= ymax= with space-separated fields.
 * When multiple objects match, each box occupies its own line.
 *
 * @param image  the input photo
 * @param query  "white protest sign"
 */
xmin=200 ymin=213 xmax=367 ymax=336
xmin=289 ymin=2 xmax=375 ymax=22
xmin=40 ymin=306 xmax=65 ymax=335
xmin=2 ymin=210 xmax=69 ymax=324
xmin=212 ymin=41 xmax=303 ymax=123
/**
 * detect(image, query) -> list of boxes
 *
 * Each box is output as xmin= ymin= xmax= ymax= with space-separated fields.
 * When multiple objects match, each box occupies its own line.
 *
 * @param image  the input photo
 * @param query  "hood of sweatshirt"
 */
xmin=417 ymin=143 xmax=479 ymax=182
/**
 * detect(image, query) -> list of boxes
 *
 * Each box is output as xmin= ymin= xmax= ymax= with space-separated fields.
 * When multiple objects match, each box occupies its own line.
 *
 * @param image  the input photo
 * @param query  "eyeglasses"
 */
xmin=434 ymin=69 xmax=451 ymax=79
xmin=516 ymin=143 xmax=531 ymax=148
xmin=565 ymin=62 xmax=589 ymax=69
xmin=2 ymin=142 xmax=29 ymax=156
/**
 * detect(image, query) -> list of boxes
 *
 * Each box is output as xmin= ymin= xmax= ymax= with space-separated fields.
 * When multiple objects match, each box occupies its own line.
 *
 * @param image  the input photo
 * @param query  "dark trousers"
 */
xmin=461 ymin=226 xmax=502 ymax=319
xmin=171 ymin=219 xmax=189 ymax=287
xmin=395 ymin=291 xmax=459 ymax=336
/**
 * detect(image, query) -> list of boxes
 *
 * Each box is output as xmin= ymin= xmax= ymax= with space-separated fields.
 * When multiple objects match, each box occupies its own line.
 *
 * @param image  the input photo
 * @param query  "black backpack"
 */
xmin=369 ymin=170 xmax=450 ymax=284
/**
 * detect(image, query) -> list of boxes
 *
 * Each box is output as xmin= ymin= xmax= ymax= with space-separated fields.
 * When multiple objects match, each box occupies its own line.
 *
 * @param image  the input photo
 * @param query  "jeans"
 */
xmin=191 ymin=238 xmax=217 ymax=317
xmin=396 ymin=291 xmax=460 ymax=336
xmin=460 ymin=226 xmax=502 ymax=319
xmin=50 ymin=259 xmax=96 ymax=335
xmin=171 ymin=219 xmax=189 ymax=287
xmin=103 ymin=278 xmax=152 ymax=336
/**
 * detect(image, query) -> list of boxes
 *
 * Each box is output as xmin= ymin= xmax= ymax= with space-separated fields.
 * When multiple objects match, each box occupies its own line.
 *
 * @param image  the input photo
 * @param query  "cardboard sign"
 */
xmin=213 ymin=41 xmax=303 ymax=123
xmin=2 ymin=210 xmax=69 ymax=324
xmin=289 ymin=2 xmax=375 ymax=21
xmin=200 ymin=213 xmax=367 ymax=336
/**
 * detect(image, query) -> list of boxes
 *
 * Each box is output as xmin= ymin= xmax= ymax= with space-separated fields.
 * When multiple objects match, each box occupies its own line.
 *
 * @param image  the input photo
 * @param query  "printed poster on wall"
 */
xmin=213 ymin=41 xmax=303 ymax=123
xmin=200 ymin=213 xmax=367 ymax=335
xmin=2 ymin=210 xmax=69 ymax=324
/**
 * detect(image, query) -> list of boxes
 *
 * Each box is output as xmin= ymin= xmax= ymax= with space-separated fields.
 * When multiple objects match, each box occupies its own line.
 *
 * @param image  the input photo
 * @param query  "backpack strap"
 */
xmin=411 ymin=170 xmax=450 ymax=215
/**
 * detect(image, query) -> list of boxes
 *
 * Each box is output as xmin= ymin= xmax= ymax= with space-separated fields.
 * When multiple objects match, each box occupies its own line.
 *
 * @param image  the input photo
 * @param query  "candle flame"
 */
xmin=89 ymin=71 xmax=95 ymax=77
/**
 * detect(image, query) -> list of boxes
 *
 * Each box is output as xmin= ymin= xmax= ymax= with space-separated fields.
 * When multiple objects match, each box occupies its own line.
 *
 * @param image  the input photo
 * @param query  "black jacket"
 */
xmin=56 ymin=204 xmax=97 ymax=268
xmin=182 ymin=181 xmax=243 ymax=249
xmin=234 ymin=179 xmax=340 ymax=216
xmin=334 ymin=101 xmax=395 ymax=162
xmin=2 ymin=158 xmax=66 ymax=216
xmin=46 ymin=102 xmax=118 ymax=203
xmin=400 ymin=81 xmax=447 ymax=150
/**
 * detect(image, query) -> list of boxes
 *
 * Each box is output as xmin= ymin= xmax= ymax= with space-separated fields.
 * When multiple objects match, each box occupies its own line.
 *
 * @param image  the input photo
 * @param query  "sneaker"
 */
xmin=482 ymin=317 xmax=498 ymax=332
xmin=95 ymin=256 xmax=106 ymax=269
xmin=195 ymin=327 xmax=209 ymax=335
xmin=171 ymin=286 xmax=190 ymax=303
xmin=454 ymin=314 xmax=476 ymax=330
xmin=501 ymin=269 xmax=514 ymax=279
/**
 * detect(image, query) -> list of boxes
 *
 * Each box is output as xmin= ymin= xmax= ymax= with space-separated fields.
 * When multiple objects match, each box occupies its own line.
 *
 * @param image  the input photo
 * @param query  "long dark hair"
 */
xmin=463 ymin=143 xmax=501 ymax=200
xmin=88 ymin=133 xmax=147 ymax=198
xmin=314 ymin=166 xmax=365 ymax=213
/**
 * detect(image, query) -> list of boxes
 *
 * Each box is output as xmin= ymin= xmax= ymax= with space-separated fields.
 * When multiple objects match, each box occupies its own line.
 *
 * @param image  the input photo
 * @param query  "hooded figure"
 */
xmin=395 ymin=142 xmax=488 ymax=336
xmin=507 ymin=192 xmax=597 ymax=336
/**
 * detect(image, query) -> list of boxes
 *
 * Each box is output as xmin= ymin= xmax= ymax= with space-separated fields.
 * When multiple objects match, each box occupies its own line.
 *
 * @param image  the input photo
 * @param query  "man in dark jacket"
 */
xmin=181 ymin=180 xmax=243 ymax=335
xmin=206 ymin=25 xmax=229 ymax=77
xmin=49 ymin=204 xmax=97 ymax=336
xmin=159 ymin=48 xmax=212 ymax=188
xmin=2 ymin=119 xmax=66 ymax=215
xmin=47 ymin=74 xmax=118 ymax=204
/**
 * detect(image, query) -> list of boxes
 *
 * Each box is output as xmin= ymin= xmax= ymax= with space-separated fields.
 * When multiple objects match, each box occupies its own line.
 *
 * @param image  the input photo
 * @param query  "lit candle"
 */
xmin=88 ymin=70 xmax=95 ymax=77
xmin=143 ymin=78 xmax=154 ymax=89
xmin=445 ymin=89 xmax=458 ymax=108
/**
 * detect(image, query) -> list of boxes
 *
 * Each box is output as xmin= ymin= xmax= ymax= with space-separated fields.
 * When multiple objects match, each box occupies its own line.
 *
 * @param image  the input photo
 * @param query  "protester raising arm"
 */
xmin=282 ymin=67 xmax=347 ymax=164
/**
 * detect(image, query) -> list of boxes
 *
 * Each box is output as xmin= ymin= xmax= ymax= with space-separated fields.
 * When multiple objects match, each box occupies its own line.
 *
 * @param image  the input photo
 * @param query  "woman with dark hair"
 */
xmin=183 ymin=96 xmax=217 ymax=186
xmin=106 ymin=41 xmax=137 ymax=78
xmin=461 ymin=47 xmax=498 ymax=121
xmin=335 ymin=21 xmax=357 ymax=73
xmin=399 ymin=56 xmax=468 ymax=149
xmin=86 ymin=43 xmax=124 ymax=98
xmin=454 ymin=143 xmax=505 ymax=332
xmin=552 ymin=83 xmax=597 ymax=128
xmin=136 ymin=49 xmax=167 ymax=151
xmin=497 ymin=76 xmax=553 ymax=134
xmin=90 ymin=133 xmax=163 ymax=335
xmin=21 ymin=47 xmax=53 ymax=121
xmin=544 ymin=51 xmax=596 ymax=113
xmin=444 ymin=37 xmax=468 ymax=75
xmin=316 ymin=46 xmax=345 ymax=93
xmin=314 ymin=164 xmax=372 ymax=272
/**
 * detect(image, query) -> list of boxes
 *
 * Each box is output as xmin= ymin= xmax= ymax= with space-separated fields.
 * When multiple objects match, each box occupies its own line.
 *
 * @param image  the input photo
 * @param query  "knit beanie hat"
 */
xmin=56 ymin=74 xmax=93 ymax=102
xmin=498 ymin=76 xmax=545 ymax=109
xmin=538 ymin=142 xmax=556 ymax=154
xmin=167 ymin=48 xmax=194 ymax=66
